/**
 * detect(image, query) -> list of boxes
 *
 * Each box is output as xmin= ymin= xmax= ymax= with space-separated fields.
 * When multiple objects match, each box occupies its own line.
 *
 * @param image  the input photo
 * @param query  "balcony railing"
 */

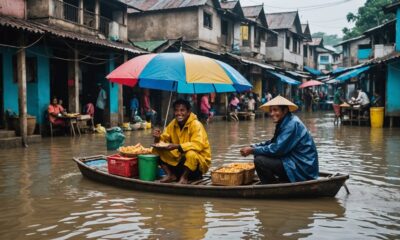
xmin=53 ymin=0 xmax=78 ymax=23
xmin=83 ymin=10 xmax=96 ymax=28
xmin=99 ymin=16 xmax=110 ymax=36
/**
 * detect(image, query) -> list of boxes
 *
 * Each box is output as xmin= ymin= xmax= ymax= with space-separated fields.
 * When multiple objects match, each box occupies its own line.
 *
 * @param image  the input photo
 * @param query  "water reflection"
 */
xmin=0 ymin=112 xmax=399 ymax=239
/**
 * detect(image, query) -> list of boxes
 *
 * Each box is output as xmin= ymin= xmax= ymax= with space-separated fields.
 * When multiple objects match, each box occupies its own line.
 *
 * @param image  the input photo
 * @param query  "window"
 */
xmin=266 ymin=33 xmax=278 ymax=47
xmin=293 ymin=37 xmax=298 ymax=53
xmin=13 ymin=56 xmax=37 ymax=83
xmin=286 ymin=34 xmax=290 ymax=50
xmin=320 ymin=55 xmax=329 ymax=63
xmin=254 ymin=27 xmax=261 ymax=47
xmin=241 ymin=25 xmax=250 ymax=47
xmin=304 ymin=45 xmax=308 ymax=57
xmin=203 ymin=11 xmax=212 ymax=29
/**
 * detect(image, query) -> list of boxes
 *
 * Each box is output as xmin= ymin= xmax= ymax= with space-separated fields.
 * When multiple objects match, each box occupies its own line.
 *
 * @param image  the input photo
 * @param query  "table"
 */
xmin=341 ymin=105 xmax=369 ymax=126
xmin=59 ymin=114 xmax=81 ymax=136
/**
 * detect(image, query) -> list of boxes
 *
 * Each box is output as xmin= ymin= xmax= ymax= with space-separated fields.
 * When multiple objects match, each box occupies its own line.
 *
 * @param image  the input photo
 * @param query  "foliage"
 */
xmin=312 ymin=32 xmax=342 ymax=47
xmin=342 ymin=0 xmax=395 ymax=40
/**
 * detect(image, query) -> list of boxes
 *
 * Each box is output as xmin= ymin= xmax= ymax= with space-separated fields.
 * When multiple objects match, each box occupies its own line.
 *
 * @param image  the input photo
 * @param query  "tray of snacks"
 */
xmin=151 ymin=142 xmax=170 ymax=149
xmin=118 ymin=143 xmax=153 ymax=157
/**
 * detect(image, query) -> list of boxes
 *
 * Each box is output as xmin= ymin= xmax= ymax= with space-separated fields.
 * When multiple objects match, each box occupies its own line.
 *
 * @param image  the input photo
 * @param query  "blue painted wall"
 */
xmin=1 ymin=47 xmax=18 ymax=114
xmin=357 ymin=49 xmax=372 ymax=59
xmin=106 ymin=54 xmax=118 ymax=114
xmin=1 ymin=46 xmax=50 ymax=124
xmin=386 ymin=61 xmax=400 ymax=116
xmin=26 ymin=46 xmax=50 ymax=124
xmin=396 ymin=8 xmax=400 ymax=52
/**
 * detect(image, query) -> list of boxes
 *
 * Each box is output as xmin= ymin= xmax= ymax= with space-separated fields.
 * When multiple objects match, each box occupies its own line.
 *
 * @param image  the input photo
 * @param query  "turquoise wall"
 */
xmin=26 ymin=46 xmax=50 ymax=124
xmin=397 ymin=8 xmax=400 ymax=52
xmin=1 ymin=47 xmax=18 ymax=114
xmin=357 ymin=49 xmax=372 ymax=59
xmin=106 ymin=54 xmax=118 ymax=114
xmin=1 ymin=46 xmax=50 ymax=124
xmin=386 ymin=61 xmax=400 ymax=116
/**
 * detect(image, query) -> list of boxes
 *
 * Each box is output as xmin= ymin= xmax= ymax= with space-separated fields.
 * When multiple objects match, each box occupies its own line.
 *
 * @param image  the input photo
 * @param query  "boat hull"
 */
xmin=74 ymin=156 xmax=349 ymax=199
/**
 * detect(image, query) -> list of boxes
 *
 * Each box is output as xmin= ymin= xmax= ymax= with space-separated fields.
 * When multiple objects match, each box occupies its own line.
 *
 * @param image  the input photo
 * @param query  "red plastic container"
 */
xmin=107 ymin=154 xmax=138 ymax=177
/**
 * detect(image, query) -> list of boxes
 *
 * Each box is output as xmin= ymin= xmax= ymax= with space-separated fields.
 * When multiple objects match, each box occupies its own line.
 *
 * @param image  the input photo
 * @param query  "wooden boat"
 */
xmin=73 ymin=155 xmax=349 ymax=199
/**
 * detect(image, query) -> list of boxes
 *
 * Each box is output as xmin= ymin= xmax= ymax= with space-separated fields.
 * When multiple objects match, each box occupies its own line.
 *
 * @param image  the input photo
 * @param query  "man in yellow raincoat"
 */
xmin=153 ymin=99 xmax=211 ymax=184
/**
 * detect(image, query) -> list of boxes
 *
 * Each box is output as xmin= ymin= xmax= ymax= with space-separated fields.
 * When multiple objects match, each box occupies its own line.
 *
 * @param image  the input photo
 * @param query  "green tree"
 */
xmin=343 ymin=0 xmax=395 ymax=40
xmin=312 ymin=32 xmax=342 ymax=47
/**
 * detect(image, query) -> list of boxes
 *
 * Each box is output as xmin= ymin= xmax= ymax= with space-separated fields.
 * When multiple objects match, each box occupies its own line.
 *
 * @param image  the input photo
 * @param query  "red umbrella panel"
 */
xmin=299 ymin=80 xmax=324 ymax=89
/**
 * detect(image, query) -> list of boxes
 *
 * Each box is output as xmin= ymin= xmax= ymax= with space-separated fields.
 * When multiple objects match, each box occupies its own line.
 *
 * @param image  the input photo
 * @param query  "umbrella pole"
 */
xmin=164 ymin=91 xmax=173 ymax=129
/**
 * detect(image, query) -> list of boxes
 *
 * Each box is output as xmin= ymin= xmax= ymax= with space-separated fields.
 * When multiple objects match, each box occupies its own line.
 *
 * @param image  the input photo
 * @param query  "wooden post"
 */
xmin=94 ymin=0 xmax=100 ymax=30
xmin=17 ymin=36 xmax=28 ymax=147
xmin=78 ymin=0 xmax=84 ymax=25
xmin=118 ymin=53 xmax=127 ymax=125
xmin=68 ymin=49 xmax=80 ymax=113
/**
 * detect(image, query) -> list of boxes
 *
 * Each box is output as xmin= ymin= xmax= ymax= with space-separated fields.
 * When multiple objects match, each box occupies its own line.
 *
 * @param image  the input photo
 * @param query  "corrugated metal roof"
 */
xmin=266 ymin=11 xmax=297 ymax=30
xmin=334 ymin=35 xmax=368 ymax=47
xmin=126 ymin=0 xmax=209 ymax=12
xmin=363 ymin=19 xmax=395 ymax=35
xmin=0 ymin=16 xmax=44 ymax=34
xmin=0 ymin=15 xmax=144 ymax=53
xmin=131 ymin=40 xmax=168 ymax=52
xmin=242 ymin=5 xmax=263 ymax=18
xmin=308 ymin=38 xmax=323 ymax=46
xmin=220 ymin=1 xmax=237 ymax=10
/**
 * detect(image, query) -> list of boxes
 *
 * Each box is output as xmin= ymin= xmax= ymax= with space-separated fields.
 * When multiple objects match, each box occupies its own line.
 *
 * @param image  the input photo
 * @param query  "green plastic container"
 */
xmin=138 ymin=154 xmax=159 ymax=181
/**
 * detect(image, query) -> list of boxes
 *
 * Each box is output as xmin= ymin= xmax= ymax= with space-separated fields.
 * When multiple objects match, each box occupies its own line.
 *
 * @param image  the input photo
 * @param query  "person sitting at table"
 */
xmin=355 ymin=88 xmax=370 ymax=116
xmin=48 ymin=97 xmax=66 ymax=126
xmin=239 ymin=96 xmax=319 ymax=184
xmin=152 ymin=99 xmax=211 ymax=184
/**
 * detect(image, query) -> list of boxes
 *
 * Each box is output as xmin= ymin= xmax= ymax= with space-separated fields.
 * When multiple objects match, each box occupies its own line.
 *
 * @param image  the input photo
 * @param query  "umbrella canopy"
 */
xmin=106 ymin=52 xmax=252 ymax=93
xmin=298 ymin=80 xmax=324 ymax=89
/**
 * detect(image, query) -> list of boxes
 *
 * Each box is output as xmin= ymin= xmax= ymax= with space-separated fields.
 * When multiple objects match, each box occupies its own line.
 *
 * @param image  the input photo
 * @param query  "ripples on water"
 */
xmin=0 ymin=112 xmax=399 ymax=239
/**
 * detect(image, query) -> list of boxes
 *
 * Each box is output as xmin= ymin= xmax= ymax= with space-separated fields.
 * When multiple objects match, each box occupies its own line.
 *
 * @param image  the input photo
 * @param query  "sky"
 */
xmin=241 ymin=0 xmax=367 ymax=37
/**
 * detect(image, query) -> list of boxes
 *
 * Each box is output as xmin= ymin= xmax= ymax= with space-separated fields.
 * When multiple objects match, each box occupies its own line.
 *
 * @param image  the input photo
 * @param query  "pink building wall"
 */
xmin=0 ymin=0 xmax=25 ymax=19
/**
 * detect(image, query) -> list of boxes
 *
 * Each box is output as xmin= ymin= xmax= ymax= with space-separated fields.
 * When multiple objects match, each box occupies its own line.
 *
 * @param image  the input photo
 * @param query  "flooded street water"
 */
xmin=0 ymin=112 xmax=399 ymax=239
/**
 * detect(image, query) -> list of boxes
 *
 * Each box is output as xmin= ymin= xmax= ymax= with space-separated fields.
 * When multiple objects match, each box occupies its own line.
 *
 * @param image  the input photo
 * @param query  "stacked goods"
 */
xmin=211 ymin=162 xmax=255 ymax=186
xmin=119 ymin=143 xmax=152 ymax=157
xmin=107 ymin=154 xmax=138 ymax=178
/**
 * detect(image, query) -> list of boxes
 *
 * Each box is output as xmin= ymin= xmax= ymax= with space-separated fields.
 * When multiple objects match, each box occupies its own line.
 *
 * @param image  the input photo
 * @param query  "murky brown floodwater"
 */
xmin=0 ymin=112 xmax=399 ymax=239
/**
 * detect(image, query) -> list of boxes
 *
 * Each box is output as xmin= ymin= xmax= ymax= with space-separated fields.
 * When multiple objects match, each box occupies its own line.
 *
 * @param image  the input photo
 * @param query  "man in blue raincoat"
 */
xmin=240 ymin=96 xmax=318 ymax=184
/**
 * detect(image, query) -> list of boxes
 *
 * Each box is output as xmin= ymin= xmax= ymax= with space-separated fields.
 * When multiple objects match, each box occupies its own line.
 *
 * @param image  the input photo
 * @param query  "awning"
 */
xmin=268 ymin=71 xmax=301 ymax=85
xmin=336 ymin=66 xmax=370 ymax=82
xmin=241 ymin=58 xmax=275 ymax=70
xmin=303 ymin=66 xmax=322 ymax=76
xmin=131 ymin=40 xmax=168 ymax=52
xmin=286 ymin=70 xmax=311 ymax=79
xmin=331 ymin=67 xmax=347 ymax=74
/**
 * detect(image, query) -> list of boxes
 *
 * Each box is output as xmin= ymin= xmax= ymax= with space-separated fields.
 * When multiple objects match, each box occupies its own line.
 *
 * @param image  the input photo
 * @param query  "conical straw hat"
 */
xmin=259 ymin=95 xmax=298 ymax=112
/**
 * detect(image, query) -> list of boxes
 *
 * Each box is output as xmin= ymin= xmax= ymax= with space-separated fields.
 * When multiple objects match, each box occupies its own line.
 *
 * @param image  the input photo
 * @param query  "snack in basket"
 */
xmin=214 ymin=167 xmax=243 ymax=173
xmin=119 ymin=143 xmax=152 ymax=155
xmin=227 ymin=162 xmax=255 ymax=170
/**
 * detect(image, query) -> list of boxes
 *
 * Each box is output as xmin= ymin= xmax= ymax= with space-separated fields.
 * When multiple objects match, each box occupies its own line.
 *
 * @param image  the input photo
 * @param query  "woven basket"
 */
xmin=211 ymin=167 xmax=245 ymax=186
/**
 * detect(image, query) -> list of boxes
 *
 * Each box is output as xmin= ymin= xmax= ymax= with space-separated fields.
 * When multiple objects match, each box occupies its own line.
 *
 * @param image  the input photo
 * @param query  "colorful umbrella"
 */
xmin=106 ymin=52 xmax=252 ymax=93
xmin=298 ymin=80 xmax=324 ymax=89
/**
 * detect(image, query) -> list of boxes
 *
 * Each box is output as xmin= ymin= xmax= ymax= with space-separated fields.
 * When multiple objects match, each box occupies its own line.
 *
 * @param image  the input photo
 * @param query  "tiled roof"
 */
xmin=0 ymin=15 xmax=143 ymax=53
xmin=266 ymin=11 xmax=297 ymax=29
xmin=242 ymin=5 xmax=263 ymax=18
xmin=126 ymin=0 xmax=218 ymax=12
xmin=220 ymin=1 xmax=237 ymax=10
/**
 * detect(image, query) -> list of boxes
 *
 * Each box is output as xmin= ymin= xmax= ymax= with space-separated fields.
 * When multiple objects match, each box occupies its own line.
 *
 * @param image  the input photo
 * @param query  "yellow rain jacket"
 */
xmin=155 ymin=113 xmax=211 ymax=173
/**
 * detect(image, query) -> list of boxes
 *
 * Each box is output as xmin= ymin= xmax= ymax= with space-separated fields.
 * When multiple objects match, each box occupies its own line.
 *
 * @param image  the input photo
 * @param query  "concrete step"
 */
xmin=0 ymin=135 xmax=42 ymax=149
xmin=0 ymin=130 xmax=16 ymax=138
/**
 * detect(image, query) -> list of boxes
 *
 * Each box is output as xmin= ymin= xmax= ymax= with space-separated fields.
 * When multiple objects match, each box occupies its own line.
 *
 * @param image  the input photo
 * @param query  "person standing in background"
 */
xmin=130 ymin=94 xmax=139 ymax=122
xmin=95 ymin=83 xmax=107 ymax=126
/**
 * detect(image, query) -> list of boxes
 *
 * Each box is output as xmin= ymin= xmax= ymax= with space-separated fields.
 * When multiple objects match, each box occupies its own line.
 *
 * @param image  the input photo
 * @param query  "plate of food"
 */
xmin=151 ymin=142 xmax=170 ymax=149
xmin=119 ymin=143 xmax=153 ymax=157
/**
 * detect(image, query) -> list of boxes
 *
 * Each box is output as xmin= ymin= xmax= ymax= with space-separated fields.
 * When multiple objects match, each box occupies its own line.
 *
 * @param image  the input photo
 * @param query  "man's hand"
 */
xmin=153 ymin=128 xmax=161 ymax=142
xmin=165 ymin=144 xmax=180 ymax=151
xmin=240 ymin=147 xmax=254 ymax=157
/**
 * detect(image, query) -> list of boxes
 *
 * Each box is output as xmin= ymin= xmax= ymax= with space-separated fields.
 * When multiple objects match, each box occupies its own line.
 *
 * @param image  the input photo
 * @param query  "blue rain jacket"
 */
xmin=252 ymin=113 xmax=319 ymax=182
